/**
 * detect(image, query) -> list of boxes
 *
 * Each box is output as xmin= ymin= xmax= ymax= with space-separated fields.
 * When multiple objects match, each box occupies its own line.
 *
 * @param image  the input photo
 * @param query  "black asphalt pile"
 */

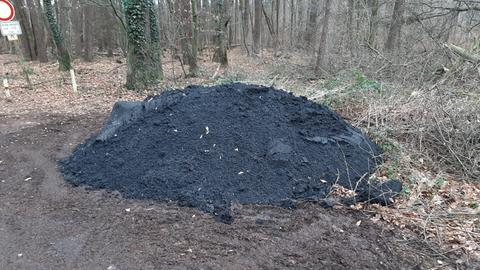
xmin=60 ymin=83 xmax=401 ymax=223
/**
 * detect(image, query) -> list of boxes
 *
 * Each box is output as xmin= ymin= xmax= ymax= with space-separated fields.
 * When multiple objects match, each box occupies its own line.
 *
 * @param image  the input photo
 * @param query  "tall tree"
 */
xmin=305 ymin=0 xmax=319 ymax=50
xmin=253 ymin=0 xmax=262 ymax=54
xmin=384 ymin=0 xmax=405 ymax=52
xmin=177 ymin=0 xmax=192 ymax=64
xmin=367 ymin=0 xmax=379 ymax=47
xmin=43 ymin=0 xmax=73 ymax=71
xmin=346 ymin=0 xmax=355 ymax=54
xmin=241 ymin=0 xmax=250 ymax=54
xmin=315 ymin=0 xmax=332 ymax=76
xmin=57 ymin=0 xmax=73 ymax=52
xmin=289 ymin=0 xmax=294 ymax=47
xmin=190 ymin=0 xmax=200 ymax=76
xmin=124 ymin=0 xmax=163 ymax=90
xmin=27 ymin=0 xmax=48 ymax=62
xmin=12 ymin=0 xmax=36 ymax=60
xmin=212 ymin=0 xmax=229 ymax=67
xmin=82 ymin=3 xmax=94 ymax=61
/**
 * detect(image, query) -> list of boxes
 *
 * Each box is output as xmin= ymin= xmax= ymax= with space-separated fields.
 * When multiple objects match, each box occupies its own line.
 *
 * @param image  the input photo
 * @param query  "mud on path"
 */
xmin=0 ymin=113 xmax=455 ymax=269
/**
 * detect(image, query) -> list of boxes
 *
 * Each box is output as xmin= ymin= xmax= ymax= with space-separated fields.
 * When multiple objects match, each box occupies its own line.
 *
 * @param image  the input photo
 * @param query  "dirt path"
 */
xmin=0 ymin=113 xmax=458 ymax=269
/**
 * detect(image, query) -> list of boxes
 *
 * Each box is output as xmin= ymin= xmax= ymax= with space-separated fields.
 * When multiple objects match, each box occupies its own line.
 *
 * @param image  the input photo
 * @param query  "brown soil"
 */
xmin=0 ymin=113 xmax=461 ymax=270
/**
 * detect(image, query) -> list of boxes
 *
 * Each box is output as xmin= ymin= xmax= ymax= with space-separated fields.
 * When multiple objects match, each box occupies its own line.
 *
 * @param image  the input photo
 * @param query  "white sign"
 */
xmin=0 ymin=20 xmax=22 ymax=36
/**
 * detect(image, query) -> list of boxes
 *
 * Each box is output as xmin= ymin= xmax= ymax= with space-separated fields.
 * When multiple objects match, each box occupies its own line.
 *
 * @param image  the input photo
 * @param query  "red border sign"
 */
xmin=0 ymin=0 xmax=14 ymax=22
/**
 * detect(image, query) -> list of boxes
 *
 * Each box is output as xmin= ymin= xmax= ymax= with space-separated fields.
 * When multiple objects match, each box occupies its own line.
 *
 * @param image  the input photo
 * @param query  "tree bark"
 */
xmin=305 ymin=0 xmax=318 ymax=50
xmin=384 ymin=0 xmax=405 ymax=52
xmin=57 ymin=0 xmax=72 ymax=52
xmin=289 ymin=0 xmax=294 ymax=47
xmin=124 ymin=0 xmax=163 ymax=90
xmin=367 ymin=0 xmax=379 ymax=47
xmin=177 ymin=0 xmax=192 ymax=65
xmin=43 ymin=0 xmax=72 ymax=71
xmin=27 ymin=0 xmax=48 ymax=62
xmin=190 ymin=0 xmax=200 ymax=76
xmin=253 ymin=0 xmax=262 ymax=54
xmin=241 ymin=0 xmax=250 ymax=55
xmin=212 ymin=0 xmax=229 ymax=67
xmin=83 ymin=3 xmax=94 ymax=61
xmin=346 ymin=0 xmax=354 ymax=54
xmin=315 ymin=0 xmax=332 ymax=76
xmin=12 ymin=0 xmax=36 ymax=61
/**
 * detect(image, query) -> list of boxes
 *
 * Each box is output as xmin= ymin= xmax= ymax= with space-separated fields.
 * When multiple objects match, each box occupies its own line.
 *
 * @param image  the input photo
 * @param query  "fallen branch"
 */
xmin=444 ymin=44 xmax=480 ymax=63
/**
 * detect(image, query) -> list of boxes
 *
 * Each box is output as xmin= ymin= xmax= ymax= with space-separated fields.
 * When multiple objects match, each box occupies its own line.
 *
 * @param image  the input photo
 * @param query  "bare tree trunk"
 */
xmin=190 ymin=0 xmax=200 ymax=76
xmin=102 ymin=6 xmax=115 ymax=57
xmin=233 ymin=0 xmax=238 ymax=45
xmin=305 ymin=0 xmax=318 ymax=51
xmin=72 ymin=0 xmax=83 ymax=56
xmin=253 ymin=0 xmax=262 ymax=54
xmin=367 ymin=0 xmax=379 ymax=47
xmin=212 ymin=0 xmax=229 ymax=67
xmin=261 ymin=2 xmax=278 ymax=54
xmin=58 ymin=0 xmax=72 ymax=52
xmin=289 ymin=0 xmax=294 ymax=47
xmin=176 ymin=0 xmax=191 ymax=64
xmin=281 ymin=0 xmax=286 ymax=46
xmin=315 ymin=0 xmax=332 ymax=76
xmin=384 ymin=0 xmax=405 ymax=52
xmin=296 ymin=0 xmax=304 ymax=44
xmin=241 ymin=0 xmax=250 ymax=55
xmin=275 ymin=0 xmax=279 ymax=50
xmin=26 ymin=0 xmax=48 ymax=62
xmin=83 ymin=3 xmax=94 ymax=61
xmin=346 ymin=0 xmax=354 ymax=54
xmin=12 ymin=0 xmax=37 ymax=60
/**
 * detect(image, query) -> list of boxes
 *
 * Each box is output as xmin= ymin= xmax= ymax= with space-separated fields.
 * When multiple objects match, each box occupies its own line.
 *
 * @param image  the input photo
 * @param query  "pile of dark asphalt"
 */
xmin=60 ymin=83 xmax=401 ymax=223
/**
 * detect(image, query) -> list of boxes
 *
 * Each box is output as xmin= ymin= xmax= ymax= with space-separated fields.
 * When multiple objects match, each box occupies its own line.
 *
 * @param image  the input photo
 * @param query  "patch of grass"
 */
xmin=319 ymin=69 xmax=386 ymax=109
xmin=469 ymin=201 xmax=479 ymax=209
xmin=323 ymin=78 xmax=342 ymax=90
xmin=351 ymin=69 xmax=381 ymax=91
xmin=402 ymin=186 xmax=411 ymax=196
xmin=434 ymin=177 xmax=447 ymax=188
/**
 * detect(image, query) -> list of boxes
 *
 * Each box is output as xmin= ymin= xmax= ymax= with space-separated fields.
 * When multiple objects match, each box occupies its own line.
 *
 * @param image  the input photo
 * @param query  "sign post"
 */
xmin=0 ymin=15 xmax=21 ymax=98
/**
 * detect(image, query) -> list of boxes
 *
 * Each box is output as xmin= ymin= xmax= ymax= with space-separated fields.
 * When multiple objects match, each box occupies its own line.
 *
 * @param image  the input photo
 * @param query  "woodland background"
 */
xmin=0 ymin=0 xmax=479 ymax=262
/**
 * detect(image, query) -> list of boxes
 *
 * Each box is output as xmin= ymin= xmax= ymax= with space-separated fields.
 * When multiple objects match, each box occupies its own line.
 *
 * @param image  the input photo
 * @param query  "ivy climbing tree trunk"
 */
xmin=124 ymin=0 xmax=163 ymax=90
xmin=43 ymin=0 xmax=72 ymax=71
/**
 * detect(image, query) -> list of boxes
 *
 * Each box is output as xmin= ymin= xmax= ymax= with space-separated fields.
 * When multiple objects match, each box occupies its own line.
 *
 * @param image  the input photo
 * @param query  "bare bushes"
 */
xmin=405 ymin=88 xmax=479 ymax=180
xmin=318 ymin=70 xmax=479 ymax=181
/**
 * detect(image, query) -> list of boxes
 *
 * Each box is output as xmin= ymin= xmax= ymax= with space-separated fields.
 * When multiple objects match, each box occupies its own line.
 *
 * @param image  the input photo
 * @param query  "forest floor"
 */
xmin=0 ymin=49 xmax=479 ymax=269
